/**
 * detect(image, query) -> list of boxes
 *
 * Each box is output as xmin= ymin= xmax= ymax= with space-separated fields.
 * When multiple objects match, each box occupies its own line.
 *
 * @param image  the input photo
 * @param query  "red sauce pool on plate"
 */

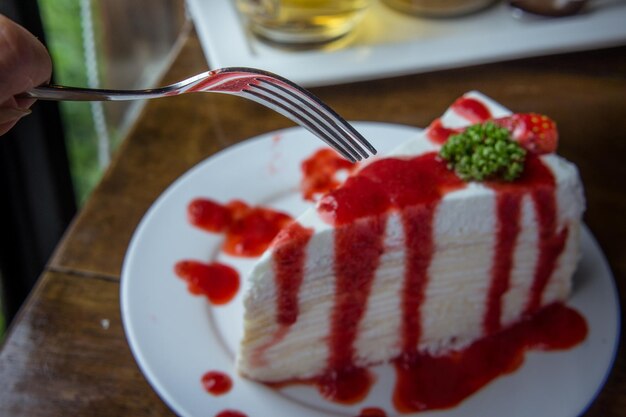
xmin=201 ymin=371 xmax=232 ymax=395
xmin=392 ymin=303 xmax=587 ymax=412
xmin=174 ymin=260 xmax=239 ymax=305
xmin=188 ymin=198 xmax=293 ymax=257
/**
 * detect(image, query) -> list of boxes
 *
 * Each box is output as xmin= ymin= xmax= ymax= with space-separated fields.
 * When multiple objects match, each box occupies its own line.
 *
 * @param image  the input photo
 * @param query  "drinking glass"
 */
xmin=235 ymin=0 xmax=371 ymax=45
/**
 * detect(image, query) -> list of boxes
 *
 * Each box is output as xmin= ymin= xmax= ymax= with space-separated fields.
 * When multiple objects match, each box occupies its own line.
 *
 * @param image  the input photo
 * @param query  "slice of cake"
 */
xmin=236 ymin=92 xmax=586 ymax=409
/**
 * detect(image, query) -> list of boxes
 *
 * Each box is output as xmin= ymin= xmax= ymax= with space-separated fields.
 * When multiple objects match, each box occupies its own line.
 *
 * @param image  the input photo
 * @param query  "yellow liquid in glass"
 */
xmin=237 ymin=0 xmax=370 ymax=44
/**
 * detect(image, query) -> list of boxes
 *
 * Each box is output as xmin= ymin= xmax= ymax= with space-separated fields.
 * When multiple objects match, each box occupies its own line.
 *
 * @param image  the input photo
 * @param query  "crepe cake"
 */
xmin=236 ymin=92 xmax=586 ymax=409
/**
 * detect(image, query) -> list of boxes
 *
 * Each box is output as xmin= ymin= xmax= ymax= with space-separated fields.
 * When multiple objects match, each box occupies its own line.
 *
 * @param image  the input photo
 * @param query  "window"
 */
xmin=0 ymin=0 xmax=187 ymax=335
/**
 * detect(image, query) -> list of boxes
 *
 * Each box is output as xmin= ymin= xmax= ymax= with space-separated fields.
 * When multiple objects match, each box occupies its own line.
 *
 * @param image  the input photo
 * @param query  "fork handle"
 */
xmin=20 ymin=85 xmax=169 ymax=101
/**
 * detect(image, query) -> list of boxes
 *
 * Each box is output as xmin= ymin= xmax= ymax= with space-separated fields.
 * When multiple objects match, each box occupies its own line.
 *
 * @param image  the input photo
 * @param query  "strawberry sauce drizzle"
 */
xmin=272 ymin=223 xmax=314 ymax=325
xmin=400 ymin=205 xmax=435 ymax=351
xmin=317 ymin=216 xmax=387 ymax=403
xmin=526 ymin=189 xmax=569 ymax=313
xmin=250 ymin=223 xmax=314 ymax=366
xmin=249 ymin=223 xmax=313 ymax=364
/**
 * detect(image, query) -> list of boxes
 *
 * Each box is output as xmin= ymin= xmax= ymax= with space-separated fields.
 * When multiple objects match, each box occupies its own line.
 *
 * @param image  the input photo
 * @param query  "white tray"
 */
xmin=187 ymin=0 xmax=626 ymax=87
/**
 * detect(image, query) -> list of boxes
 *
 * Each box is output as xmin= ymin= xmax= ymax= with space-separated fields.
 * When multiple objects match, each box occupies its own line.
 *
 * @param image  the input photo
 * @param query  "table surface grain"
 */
xmin=0 ymin=28 xmax=624 ymax=416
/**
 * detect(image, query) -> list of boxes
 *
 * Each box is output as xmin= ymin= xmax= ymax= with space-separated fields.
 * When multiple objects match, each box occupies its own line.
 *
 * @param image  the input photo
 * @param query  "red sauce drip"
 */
xmin=451 ymin=96 xmax=493 ymax=123
xmin=401 ymin=205 xmax=435 ymax=351
xmin=250 ymin=223 xmax=313 ymax=365
xmin=251 ymin=223 xmax=314 ymax=366
xmin=330 ymin=217 xmax=386 ymax=367
xmin=301 ymin=148 xmax=357 ymax=201
xmin=311 ymin=216 xmax=386 ymax=404
xmin=272 ymin=223 xmax=314 ymax=325
xmin=484 ymin=193 xmax=522 ymax=334
xmin=201 ymin=371 xmax=232 ymax=395
xmin=357 ymin=407 xmax=388 ymax=417
xmin=174 ymin=260 xmax=239 ymax=305
xmin=526 ymin=188 xmax=569 ymax=314
xmin=188 ymin=198 xmax=293 ymax=257
xmin=393 ymin=303 xmax=587 ymax=413
xmin=215 ymin=410 xmax=248 ymax=417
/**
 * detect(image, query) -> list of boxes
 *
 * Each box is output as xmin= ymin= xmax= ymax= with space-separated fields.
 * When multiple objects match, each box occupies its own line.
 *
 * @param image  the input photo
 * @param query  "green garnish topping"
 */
xmin=439 ymin=122 xmax=526 ymax=182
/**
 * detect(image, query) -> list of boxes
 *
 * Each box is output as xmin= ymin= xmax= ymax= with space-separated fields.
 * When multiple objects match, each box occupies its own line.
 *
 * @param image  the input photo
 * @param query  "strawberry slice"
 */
xmin=493 ymin=113 xmax=558 ymax=154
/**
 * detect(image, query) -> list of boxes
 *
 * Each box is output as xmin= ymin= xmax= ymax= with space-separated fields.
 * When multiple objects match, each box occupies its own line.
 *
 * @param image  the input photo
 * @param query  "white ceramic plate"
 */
xmin=121 ymin=122 xmax=620 ymax=417
xmin=186 ymin=0 xmax=626 ymax=87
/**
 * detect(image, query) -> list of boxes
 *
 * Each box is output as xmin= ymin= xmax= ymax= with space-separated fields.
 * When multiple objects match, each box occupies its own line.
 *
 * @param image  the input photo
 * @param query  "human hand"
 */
xmin=0 ymin=14 xmax=52 ymax=136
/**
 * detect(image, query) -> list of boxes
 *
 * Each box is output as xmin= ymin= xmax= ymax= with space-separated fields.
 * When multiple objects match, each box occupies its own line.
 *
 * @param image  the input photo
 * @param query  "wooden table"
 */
xmin=0 ymin=28 xmax=624 ymax=416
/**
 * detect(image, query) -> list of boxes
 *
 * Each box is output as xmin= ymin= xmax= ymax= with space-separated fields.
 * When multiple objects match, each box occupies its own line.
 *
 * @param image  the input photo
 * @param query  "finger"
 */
xmin=0 ymin=14 xmax=52 ymax=105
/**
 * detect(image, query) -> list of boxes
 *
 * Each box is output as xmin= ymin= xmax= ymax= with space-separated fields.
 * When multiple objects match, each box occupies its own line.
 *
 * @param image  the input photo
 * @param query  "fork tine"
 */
xmin=251 ymin=82 xmax=368 ymax=160
xmin=243 ymin=85 xmax=362 ymax=161
xmin=216 ymin=68 xmax=376 ymax=159
xmin=241 ymin=87 xmax=361 ymax=162
xmin=257 ymin=78 xmax=377 ymax=158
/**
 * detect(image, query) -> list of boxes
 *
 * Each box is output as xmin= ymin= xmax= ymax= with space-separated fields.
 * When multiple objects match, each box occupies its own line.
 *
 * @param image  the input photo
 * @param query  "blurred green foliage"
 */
xmin=38 ymin=0 xmax=103 ymax=205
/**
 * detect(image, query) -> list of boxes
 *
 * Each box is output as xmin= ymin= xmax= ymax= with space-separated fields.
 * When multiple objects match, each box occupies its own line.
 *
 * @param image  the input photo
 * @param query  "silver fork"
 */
xmin=22 ymin=67 xmax=376 ymax=162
